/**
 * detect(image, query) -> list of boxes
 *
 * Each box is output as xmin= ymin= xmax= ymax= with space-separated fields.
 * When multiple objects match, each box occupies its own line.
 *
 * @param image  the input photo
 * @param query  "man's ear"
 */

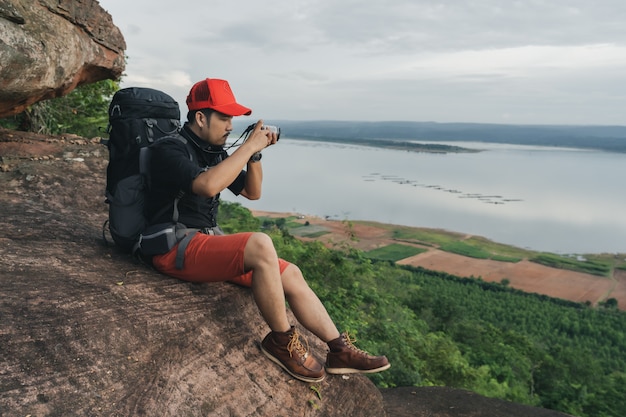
xmin=195 ymin=110 xmax=209 ymax=129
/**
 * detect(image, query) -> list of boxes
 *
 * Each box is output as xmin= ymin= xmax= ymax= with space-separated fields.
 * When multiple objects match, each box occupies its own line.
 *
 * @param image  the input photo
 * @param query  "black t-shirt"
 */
xmin=145 ymin=125 xmax=246 ymax=228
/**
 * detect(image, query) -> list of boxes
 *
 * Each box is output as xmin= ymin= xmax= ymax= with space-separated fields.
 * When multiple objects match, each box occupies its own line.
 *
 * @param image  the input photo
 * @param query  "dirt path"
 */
xmin=254 ymin=210 xmax=625 ymax=310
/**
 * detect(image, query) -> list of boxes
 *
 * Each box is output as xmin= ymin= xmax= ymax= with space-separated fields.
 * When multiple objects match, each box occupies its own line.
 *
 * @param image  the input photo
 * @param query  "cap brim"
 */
xmin=211 ymin=103 xmax=252 ymax=117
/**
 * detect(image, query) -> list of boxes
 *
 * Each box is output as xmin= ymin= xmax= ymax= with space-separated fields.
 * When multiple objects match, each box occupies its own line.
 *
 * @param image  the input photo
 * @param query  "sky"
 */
xmin=98 ymin=0 xmax=626 ymax=126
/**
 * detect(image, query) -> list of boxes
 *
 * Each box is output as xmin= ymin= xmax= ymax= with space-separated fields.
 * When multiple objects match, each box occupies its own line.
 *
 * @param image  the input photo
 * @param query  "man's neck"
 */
xmin=182 ymin=123 xmax=223 ymax=152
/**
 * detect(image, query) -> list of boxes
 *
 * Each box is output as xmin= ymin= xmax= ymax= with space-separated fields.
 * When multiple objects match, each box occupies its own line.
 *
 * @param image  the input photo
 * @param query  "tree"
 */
xmin=217 ymin=201 xmax=261 ymax=233
xmin=0 ymin=79 xmax=119 ymax=138
xmin=603 ymin=298 xmax=618 ymax=309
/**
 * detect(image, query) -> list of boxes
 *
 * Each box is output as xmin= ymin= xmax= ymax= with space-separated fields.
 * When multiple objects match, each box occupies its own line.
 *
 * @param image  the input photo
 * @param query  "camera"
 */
xmin=244 ymin=123 xmax=281 ymax=141
xmin=261 ymin=125 xmax=280 ymax=140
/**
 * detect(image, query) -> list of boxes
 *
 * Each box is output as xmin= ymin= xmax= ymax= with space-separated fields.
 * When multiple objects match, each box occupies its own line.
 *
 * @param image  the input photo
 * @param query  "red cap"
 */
xmin=186 ymin=78 xmax=252 ymax=116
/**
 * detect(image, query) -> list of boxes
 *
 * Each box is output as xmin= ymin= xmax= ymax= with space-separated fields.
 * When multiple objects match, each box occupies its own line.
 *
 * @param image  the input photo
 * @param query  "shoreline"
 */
xmin=250 ymin=209 xmax=626 ymax=310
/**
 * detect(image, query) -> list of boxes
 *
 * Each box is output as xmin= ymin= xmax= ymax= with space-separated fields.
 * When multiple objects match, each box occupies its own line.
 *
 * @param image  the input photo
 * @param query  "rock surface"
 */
xmin=0 ymin=129 xmax=577 ymax=417
xmin=381 ymin=387 xmax=575 ymax=417
xmin=0 ymin=0 xmax=125 ymax=117
xmin=0 ymin=128 xmax=386 ymax=416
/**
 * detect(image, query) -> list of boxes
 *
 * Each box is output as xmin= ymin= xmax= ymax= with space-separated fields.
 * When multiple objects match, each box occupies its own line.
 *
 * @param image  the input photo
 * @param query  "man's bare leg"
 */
xmin=243 ymin=232 xmax=291 ymax=332
xmin=280 ymin=264 xmax=340 ymax=342
xmin=244 ymin=233 xmax=326 ymax=382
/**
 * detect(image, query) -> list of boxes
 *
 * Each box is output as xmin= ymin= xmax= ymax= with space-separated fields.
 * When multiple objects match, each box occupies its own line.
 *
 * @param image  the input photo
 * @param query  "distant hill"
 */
xmin=236 ymin=120 xmax=626 ymax=153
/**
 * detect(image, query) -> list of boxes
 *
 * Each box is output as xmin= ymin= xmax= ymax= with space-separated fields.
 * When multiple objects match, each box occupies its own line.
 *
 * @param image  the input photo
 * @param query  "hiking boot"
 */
xmin=325 ymin=333 xmax=391 ymax=374
xmin=261 ymin=326 xmax=326 ymax=383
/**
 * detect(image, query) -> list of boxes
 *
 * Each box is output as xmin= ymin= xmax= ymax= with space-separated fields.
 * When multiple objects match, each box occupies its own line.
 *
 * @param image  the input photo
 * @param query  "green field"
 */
xmin=364 ymin=243 xmax=427 ymax=262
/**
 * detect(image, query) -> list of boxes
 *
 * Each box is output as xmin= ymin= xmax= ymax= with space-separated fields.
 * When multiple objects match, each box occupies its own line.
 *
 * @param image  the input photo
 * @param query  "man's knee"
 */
xmin=282 ymin=264 xmax=310 ymax=296
xmin=283 ymin=263 xmax=303 ymax=279
xmin=245 ymin=232 xmax=277 ymax=259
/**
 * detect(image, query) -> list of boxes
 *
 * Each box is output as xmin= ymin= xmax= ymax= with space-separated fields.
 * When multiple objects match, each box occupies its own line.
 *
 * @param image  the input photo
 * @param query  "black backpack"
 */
xmin=102 ymin=87 xmax=182 ymax=252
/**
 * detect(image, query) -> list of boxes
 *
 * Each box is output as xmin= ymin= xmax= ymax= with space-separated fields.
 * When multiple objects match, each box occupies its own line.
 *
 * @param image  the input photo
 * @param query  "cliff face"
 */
xmin=0 ymin=129 xmax=386 ymax=416
xmin=0 ymin=0 xmax=125 ymax=117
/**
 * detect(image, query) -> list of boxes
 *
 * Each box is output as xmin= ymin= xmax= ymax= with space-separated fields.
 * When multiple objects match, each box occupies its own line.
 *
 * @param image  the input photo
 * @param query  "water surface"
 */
xmin=222 ymin=138 xmax=626 ymax=254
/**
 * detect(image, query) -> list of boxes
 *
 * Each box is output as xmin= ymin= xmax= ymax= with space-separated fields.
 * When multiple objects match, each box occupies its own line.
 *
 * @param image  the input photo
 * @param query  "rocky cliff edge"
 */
xmin=0 ymin=130 xmax=577 ymax=417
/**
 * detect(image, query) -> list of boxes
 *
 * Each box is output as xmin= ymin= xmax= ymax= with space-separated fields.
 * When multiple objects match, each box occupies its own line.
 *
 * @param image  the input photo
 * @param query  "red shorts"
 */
xmin=152 ymin=232 xmax=291 ymax=287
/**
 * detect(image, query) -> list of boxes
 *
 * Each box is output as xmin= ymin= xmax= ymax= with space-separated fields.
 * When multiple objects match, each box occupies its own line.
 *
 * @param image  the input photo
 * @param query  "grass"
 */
xmin=440 ymin=241 xmax=492 ymax=259
xmin=530 ymin=253 xmax=613 ymax=277
xmin=586 ymin=253 xmax=626 ymax=271
xmin=258 ymin=215 xmax=332 ymax=238
xmin=390 ymin=225 xmax=527 ymax=262
xmin=364 ymin=243 xmax=427 ymax=262
xmin=491 ymin=254 xmax=523 ymax=262
xmin=299 ymin=230 xmax=330 ymax=238
xmin=461 ymin=236 xmax=531 ymax=260
xmin=391 ymin=226 xmax=465 ymax=247
xmin=288 ymin=224 xmax=331 ymax=238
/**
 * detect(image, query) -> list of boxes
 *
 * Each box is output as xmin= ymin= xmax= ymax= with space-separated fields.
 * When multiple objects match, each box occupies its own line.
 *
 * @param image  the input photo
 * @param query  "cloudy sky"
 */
xmin=98 ymin=0 xmax=626 ymax=126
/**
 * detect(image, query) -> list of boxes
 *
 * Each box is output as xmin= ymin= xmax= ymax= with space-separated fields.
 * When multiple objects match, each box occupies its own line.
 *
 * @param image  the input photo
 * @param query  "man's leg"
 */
xmin=280 ymin=264 xmax=340 ymax=342
xmin=243 ymin=232 xmax=326 ymax=382
xmin=279 ymin=258 xmax=391 ymax=375
xmin=243 ymin=232 xmax=292 ymax=332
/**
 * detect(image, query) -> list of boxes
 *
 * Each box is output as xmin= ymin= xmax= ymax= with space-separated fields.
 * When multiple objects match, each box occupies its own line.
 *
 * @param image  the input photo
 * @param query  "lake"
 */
xmin=221 ymin=138 xmax=626 ymax=254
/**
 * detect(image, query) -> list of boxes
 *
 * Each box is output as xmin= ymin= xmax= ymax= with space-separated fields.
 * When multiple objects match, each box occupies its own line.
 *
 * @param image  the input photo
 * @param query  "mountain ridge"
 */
xmin=235 ymin=120 xmax=626 ymax=152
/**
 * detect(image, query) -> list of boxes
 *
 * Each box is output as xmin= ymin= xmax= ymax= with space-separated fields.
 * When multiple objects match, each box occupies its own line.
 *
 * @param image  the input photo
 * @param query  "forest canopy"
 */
xmin=219 ymin=201 xmax=626 ymax=417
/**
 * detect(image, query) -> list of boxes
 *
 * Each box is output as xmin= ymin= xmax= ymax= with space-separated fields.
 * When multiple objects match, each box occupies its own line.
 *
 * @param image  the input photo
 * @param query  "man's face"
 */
xmin=200 ymin=111 xmax=233 ymax=146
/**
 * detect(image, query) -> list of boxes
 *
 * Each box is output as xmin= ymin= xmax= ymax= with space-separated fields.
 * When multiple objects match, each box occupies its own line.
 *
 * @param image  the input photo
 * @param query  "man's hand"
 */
xmin=246 ymin=120 xmax=278 ymax=153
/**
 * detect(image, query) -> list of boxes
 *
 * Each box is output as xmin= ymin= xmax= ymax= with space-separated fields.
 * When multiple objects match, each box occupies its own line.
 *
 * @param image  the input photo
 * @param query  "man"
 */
xmin=144 ymin=77 xmax=390 ymax=382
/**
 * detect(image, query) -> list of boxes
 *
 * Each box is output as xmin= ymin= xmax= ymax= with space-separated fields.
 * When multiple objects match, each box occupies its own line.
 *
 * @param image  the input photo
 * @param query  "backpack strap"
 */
xmin=135 ymin=134 xmax=198 ymax=267
xmin=174 ymin=229 xmax=198 ymax=269
xmin=141 ymin=134 xmax=193 ymax=226
xmin=171 ymin=135 xmax=199 ymax=269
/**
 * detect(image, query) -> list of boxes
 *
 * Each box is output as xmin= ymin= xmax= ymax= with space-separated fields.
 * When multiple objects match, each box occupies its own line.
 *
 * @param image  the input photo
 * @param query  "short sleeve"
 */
xmin=150 ymin=138 xmax=202 ymax=194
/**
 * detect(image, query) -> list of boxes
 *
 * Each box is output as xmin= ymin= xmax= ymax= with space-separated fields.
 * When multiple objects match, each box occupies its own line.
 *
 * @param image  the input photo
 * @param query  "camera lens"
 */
xmin=263 ymin=125 xmax=280 ymax=140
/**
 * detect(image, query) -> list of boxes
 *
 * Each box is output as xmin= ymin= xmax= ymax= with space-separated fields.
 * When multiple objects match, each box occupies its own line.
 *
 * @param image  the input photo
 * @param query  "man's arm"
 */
xmin=240 ymin=156 xmax=262 ymax=200
xmin=191 ymin=122 xmax=277 ymax=199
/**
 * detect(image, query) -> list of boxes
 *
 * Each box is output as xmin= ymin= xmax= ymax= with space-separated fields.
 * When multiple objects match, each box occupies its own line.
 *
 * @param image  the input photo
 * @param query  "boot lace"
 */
xmin=343 ymin=332 xmax=370 ymax=356
xmin=287 ymin=329 xmax=309 ymax=359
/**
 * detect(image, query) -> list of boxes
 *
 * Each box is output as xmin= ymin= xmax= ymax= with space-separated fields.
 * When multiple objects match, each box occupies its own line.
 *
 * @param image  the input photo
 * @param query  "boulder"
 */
xmin=0 ymin=0 xmax=125 ymax=118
